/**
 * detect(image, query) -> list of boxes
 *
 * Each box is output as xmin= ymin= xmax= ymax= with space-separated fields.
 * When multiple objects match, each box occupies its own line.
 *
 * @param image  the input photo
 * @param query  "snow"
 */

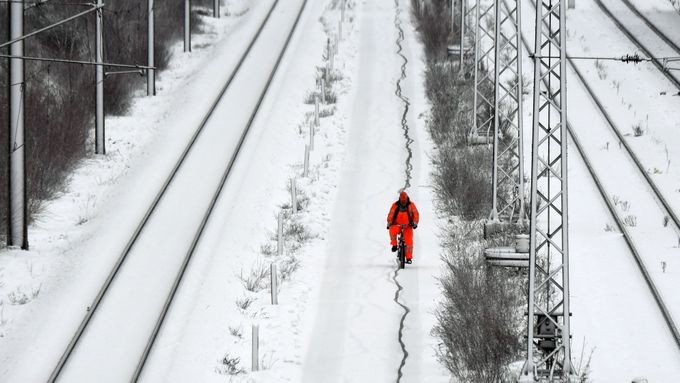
xmin=0 ymin=0 xmax=282 ymax=380
xmin=1 ymin=0 xmax=680 ymax=380
xmin=136 ymin=0 xmax=450 ymax=381
xmin=517 ymin=0 xmax=680 ymax=379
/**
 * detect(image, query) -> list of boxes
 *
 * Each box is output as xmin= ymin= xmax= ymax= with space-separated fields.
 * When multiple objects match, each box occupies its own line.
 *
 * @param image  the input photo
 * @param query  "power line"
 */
xmin=0 ymin=54 xmax=155 ymax=70
xmin=0 ymin=4 xmax=102 ymax=49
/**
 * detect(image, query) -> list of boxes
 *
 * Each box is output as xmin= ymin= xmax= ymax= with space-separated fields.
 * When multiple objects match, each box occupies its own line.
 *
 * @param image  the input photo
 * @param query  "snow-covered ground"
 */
xmin=518 ymin=0 xmax=680 ymax=380
xmin=0 ymin=0 xmax=284 ymax=379
xmin=2 ymin=0 xmax=680 ymax=381
xmin=139 ymin=0 xmax=450 ymax=381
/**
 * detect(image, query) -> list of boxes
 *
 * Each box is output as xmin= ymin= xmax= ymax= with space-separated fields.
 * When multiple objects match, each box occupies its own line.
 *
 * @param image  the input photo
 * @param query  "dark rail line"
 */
xmin=46 ymin=0 xmax=309 ymax=380
xmin=594 ymin=0 xmax=680 ymax=89
xmin=514 ymin=0 xmax=680 ymax=351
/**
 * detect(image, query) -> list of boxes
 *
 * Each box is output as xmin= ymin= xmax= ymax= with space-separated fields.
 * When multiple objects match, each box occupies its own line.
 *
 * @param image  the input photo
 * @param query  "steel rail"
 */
xmin=514 ymin=0 xmax=680 ymax=351
xmin=618 ymin=0 xmax=680 ymax=57
xmin=593 ymin=0 xmax=680 ymax=89
xmin=47 ymin=0 xmax=282 ymax=380
xmin=131 ymin=0 xmax=309 ymax=379
xmin=568 ymin=61 xmax=680 ymax=236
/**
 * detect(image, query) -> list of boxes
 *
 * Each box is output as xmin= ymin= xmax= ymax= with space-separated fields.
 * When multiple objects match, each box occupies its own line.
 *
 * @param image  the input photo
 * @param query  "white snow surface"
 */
xmin=518 ymin=0 xmax=680 ymax=380
xmin=3 ymin=0 xmax=680 ymax=381
xmin=1 ymin=0 xmax=451 ymax=381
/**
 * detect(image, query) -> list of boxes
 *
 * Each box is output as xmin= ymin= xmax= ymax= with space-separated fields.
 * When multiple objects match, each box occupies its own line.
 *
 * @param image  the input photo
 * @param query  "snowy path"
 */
xmin=302 ymin=1 xmax=448 ymax=382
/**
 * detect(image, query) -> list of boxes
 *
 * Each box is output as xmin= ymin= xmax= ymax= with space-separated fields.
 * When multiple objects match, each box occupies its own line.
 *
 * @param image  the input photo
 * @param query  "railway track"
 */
xmin=594 ymin=0 xmax=680 ymax=89
xmin=47 ymin=0 xmax=308 ymax=381
xmin=513 ymin=0 xmax=680 ymax=350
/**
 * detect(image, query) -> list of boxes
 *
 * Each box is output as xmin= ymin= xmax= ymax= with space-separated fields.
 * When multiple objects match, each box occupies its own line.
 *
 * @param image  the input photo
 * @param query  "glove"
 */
xmin=411 ymin=222 xmax=418 ymax=229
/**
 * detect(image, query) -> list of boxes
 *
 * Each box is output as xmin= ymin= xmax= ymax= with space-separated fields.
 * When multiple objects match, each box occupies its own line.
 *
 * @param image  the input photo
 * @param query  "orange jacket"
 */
xmin=387 ymin=199 xmax=419 ymax=226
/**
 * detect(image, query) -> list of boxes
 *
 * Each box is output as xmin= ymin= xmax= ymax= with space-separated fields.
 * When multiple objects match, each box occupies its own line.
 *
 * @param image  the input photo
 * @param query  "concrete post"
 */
xmin=303 ymin=144 xmax=310 ymax=177
xmin=8 ymin=0 xmax=28 ymax=249
xmin=270 ymin=263 xmax=278 ymax=304
xmin=277 ymin=212 xmax=283 ymax=256
xmin=95 ymin=0 xmax=105 ymax=155
xmin=314 ymin=95 xmax=320 ymax=126
xmin=251 ymin=324 xmax=259 ymax=371
xmin=184 ymin=0 xmax=191 ymax=52
xmin=147 ymin=0 xmax=155 ymax=96
xmin=291 ymin=178 xmax=297 ymax=213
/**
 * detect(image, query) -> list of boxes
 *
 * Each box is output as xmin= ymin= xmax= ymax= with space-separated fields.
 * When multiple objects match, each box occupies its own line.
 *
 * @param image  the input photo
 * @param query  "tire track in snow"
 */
xmin=392 ymin=0 xmax=411 ymax=381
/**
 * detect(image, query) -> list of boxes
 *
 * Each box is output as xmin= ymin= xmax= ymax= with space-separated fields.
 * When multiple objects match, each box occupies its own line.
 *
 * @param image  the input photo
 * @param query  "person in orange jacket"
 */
xmin=386 ymin=191 xmax=419 ymax=264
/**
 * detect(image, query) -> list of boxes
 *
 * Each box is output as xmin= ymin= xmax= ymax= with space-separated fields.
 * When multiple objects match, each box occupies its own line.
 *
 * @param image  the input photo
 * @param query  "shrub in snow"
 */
xmin=239 ymin=264 xmax=269 ymax=293
xmin=433 ymin=146 xmax=492 ymax=220
xmin=235 ymin=296 xmax=255 ymax=311
xmin=0 ymin=0 xmax=209 ymax=242
xmin=228 ymin=326 xmax=243 ymax=339
xmin=216 ymin=354 xmax=246 ymax=376
xmin=632 ymin=123 xmax=644 ymax=137
xmin=594 ymin=59 xmax=608 ymax=80
xmin=623 ymin=215 xmax=637 ymax=227
xmin=432 ymin=231 xmax=523 ymax=382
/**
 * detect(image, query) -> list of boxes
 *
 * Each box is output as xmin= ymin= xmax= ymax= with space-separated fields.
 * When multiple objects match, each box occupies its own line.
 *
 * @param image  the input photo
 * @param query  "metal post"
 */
xmin=488 ymin=0 xmax=526 ymax=226
xmin=147 ymin=0 xmax=155 ymax=96
xmin=520 ymin=0 xmax=574 ymax=380
xmin=277 ymin=212 xmax=283 ymax=256
xmin=338 ymin=19 xmax=343 ymax=40
xmin=451 ymin=0 xmax=456 ymax=32
xmin=314 ymin=95 xmax=320 ymax=126
xmin=321 ymin=80 xmax=326 ymax=105
xmin=471 ymin=0 xmax=495 ymax=144
xmin=459 ymin=0 xmax=465 ymax=71
xmin=184 ymin=0 xmax=191 ymax=52
xmin=270 ymin=263 xmax=278 ymax=304
xmin=251 ymin=324 xmax=259 ymax=371
xmin=95 ymin=0 xmax=105 ymax=155
xmin=303 ymin=144 xmax=310 ymax=177
xmin=489 ymin=0 xmax=501 ymax=223
xmin=341 ymin=0 xmax=346 ymax=22
xmin=214 ymin=0 xmax=220 ymax=18
xmin=8 ymin=0 xmax=28 ymax=249
xmin=309 ymin=121 xmax=315 ymax=150
xmin=291 ymin=178 xmax=297 ymax=213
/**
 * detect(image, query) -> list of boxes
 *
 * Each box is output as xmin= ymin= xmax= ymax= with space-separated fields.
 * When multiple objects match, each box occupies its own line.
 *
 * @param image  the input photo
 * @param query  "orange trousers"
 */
xmin=389 ymin=225 xmax=414 ymax=260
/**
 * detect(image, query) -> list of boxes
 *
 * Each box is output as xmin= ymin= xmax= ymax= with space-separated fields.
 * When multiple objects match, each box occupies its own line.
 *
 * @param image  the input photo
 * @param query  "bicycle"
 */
xmin=396 ymin=225 xmax=407 ymax=269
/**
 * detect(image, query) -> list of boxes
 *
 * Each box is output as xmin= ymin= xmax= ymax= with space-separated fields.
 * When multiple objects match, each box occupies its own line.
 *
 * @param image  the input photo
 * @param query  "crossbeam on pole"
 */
xmin=520 ymin=1 xmax=575 ymax=381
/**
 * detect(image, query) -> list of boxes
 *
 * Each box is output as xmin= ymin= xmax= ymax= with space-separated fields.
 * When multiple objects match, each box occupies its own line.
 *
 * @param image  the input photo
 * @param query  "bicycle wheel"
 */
xmin=399 ymin=241 xmax=405 ymax=269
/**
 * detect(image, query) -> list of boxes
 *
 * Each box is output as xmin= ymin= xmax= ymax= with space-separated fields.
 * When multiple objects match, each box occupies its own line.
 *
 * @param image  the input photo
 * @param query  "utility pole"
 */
xmin=487 ymin=0 xmax=525 ymax=229
xmin=8 ymin=0 xmax=28 ymax=249
xmin=470 ymin=0 xmax=495 ymax=144
xmin=148 ymin=0 xmax=155 ymax=96
xmin=458 ymin=0 xmax=465 ymax=71
xmin=519 ymin=0 xmax=575 ymax=381
xmin=95 ymin=0 xmax=105 ymax=154
xmin=184 ymin=0 xmax=191 ymax=52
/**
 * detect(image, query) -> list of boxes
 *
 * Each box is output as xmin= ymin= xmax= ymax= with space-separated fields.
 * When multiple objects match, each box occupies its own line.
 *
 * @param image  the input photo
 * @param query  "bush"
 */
xmin=0 ymin=1 xmax=213 ymax=244
xmin=433 ymin=224 xmax=524 ymax=382
xmin=411 ymin=0 xmax=525 ymax=380
xmin=433 ymin=146 xmax=492 ymax=220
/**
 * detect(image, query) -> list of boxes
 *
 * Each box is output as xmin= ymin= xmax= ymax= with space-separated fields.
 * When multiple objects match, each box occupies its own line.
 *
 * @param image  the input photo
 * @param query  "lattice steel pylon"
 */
xmin=471 ymin=0 xmax=495 ymax=144
xmin=452 ymin=0 xmax=477 ymax=73
xmin=489 ymin=0 xmax=525 ymax=225
xmin=519 ymin=0 xmax=576 ymax=381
